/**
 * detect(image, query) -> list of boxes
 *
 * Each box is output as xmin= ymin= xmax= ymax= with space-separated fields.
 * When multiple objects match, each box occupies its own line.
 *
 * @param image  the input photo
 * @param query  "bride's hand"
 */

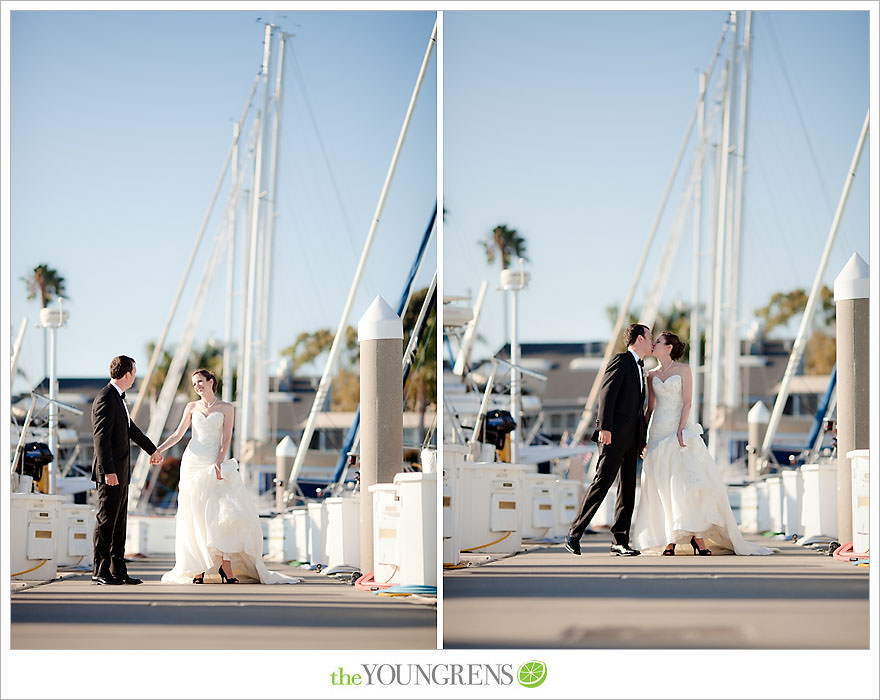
xmin=214 ymin=464 xmax=224 ymax=480
xmin=677 ymin=430 xmax=686 ymax=447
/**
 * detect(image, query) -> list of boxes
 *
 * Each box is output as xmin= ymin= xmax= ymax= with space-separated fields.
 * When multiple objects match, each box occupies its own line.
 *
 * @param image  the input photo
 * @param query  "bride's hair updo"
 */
xmin=659 ymin=332 xmax=687 ymax=361
xmin=192 ymin=368 xmax=218 ymax=393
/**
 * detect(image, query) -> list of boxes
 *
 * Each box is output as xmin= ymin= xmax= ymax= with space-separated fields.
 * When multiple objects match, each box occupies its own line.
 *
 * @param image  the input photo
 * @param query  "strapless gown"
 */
xmin=631 ymin=374 xmax=773 ymax=555
xmin=160 ymin=411 xmax=301 ymax=583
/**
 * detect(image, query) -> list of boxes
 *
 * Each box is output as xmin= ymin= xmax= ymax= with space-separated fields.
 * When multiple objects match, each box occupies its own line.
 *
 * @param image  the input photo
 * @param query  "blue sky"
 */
xmin=443 ymin=9 xmax=872 ymax=357
xmin=7 ymin=9 xmax=436 ymax=391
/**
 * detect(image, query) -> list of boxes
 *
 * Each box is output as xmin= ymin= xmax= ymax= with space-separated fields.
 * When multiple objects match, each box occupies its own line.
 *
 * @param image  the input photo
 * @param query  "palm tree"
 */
xmin=142 ymin=340 xmax=228 ymax=401
xmin=479 ymin=224 xmax=528 ymax=270
xmin=402 ymin=286 xmax=437 ymax=442
xmin=479 ymin=224 xmax=529 ymax=344
xmin=22 ymin=263 xmax=67 ymax=381
xmin=280 ymin=326 xmax=359 ymax=373
xmin=22 ymin=263 xmax=67 ymax=308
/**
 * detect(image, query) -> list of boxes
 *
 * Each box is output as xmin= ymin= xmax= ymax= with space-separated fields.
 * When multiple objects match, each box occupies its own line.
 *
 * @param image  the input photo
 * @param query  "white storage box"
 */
xmin=11 ymin=493 xmax=65 ymax=581
xmin=325 ymin=495 xmax=360 ymax=569
xmin=781 ymin=469 xmax=804 ymax=537
xmin=519 ymin=473 xmax=556 ymax=540
xmin=848 ymin=450 xmax=869 ymax=554
xmin=56 ymin=503 xmax=95 ymax=568
xmin=306 ymin=501 xmax=328 ymax=567
xmin=370 ymin=483 xmax=401 ymax=585
xmin=456 ymin=462 xmax=529 ymax=555
xmin=801 ymin=462 xmax=838 ymax=540
xmin=394 ymin=472 xmax=437 ymax=587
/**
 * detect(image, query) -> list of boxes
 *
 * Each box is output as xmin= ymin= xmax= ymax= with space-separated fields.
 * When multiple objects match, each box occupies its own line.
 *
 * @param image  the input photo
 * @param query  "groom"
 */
xmin=565 ymin=323 xmax=653 ymax=556
xmin=91 ymin=355 xmax=163 ymax=585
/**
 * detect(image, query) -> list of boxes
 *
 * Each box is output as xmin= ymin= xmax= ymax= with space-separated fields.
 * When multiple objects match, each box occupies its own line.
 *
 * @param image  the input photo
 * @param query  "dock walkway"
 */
xmin=11 ymin=557 xmax=436 ymax=650
xmin=443 ymin=534 xmax=869 ymax=649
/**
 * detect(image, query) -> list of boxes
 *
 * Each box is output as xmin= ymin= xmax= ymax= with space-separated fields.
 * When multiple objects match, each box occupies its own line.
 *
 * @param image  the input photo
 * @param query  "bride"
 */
xmin=631 ymin=332 xmax=773 ymax=556
xmin=158 ymin=369 xmax=301 ymax=584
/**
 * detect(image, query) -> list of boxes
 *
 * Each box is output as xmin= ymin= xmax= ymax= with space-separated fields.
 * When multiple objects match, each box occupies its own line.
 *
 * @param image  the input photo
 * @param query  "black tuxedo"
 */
xmin=91 ymin=383 xmax=156 ymax=580
xmin=570 ymin=351 xmax=647 ymax=545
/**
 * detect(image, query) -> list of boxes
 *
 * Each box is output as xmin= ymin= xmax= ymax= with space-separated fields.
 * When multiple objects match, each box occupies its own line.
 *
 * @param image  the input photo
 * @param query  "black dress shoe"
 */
xmin=119 ymin=576 xmax=143 ymax=585
xmin=610 ymin=543 xmax=641 ymax=556
xmin=564 ymin=535 xmax=582 ymax=556
xmin=91 ymin=575 xmax=123 ymax=585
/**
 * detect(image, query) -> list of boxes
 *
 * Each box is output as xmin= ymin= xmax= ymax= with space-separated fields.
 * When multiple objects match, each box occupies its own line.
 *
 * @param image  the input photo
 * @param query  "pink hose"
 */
xmin=354 ymin=572 xmax=394 ymax=591
xmin=833 ymin=542 xmax=869 ymax=561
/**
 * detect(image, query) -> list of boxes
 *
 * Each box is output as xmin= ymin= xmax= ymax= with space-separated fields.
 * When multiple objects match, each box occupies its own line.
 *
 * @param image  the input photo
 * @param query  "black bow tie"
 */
xmin=120 ymin=391 xmax=126 ymax=400
xmin=637 ymin=359 xmax=644 ymax=367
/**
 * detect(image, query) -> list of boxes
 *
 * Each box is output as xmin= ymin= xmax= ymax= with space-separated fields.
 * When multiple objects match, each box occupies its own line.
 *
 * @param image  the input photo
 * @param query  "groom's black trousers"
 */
xmin=569 ymin=440 xmax=639 ymax=546
xmin=93 ymin=481 xmax=129 ymax=579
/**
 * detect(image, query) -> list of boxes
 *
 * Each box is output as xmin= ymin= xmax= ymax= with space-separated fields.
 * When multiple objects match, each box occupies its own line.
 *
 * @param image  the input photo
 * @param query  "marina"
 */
xmin=8 ymin=11 xmax=439 ymax=663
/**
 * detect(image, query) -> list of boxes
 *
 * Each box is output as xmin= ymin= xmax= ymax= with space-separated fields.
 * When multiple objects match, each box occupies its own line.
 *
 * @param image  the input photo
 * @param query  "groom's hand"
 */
xmin=599 ymin=430 xmax=612 ymax=446
xmin=150 ymin=450 xmax=164 ymax=465
xmin=105 ymin=473 xmax=119 ymax=486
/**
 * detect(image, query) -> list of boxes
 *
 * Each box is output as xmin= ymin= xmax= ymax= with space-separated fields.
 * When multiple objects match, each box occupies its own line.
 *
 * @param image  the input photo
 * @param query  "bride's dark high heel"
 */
xmin=218 ymin=563 xmax=239 ymax=584
xmin=193 ymin=572 xmax=205 ymax=584
xmin=690 ymin=536 xmax=711 ymax=556
xmin=662 ymin=544 xmax=676 ymax=556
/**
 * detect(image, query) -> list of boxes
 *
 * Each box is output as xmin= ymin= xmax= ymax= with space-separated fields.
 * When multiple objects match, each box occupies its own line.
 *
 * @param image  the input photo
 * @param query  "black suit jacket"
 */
xmin=91 ymin=383 xmax=156 ymax=485
xmin=591 ymin=351 xmax=647 ymax=451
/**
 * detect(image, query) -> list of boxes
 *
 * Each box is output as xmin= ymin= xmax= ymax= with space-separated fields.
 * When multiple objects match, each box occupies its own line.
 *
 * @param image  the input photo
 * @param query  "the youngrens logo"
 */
xmin=516 ymin=660 xmax=548 ymax=688
xmin=329 ymin=661 xmax=548 ymax=688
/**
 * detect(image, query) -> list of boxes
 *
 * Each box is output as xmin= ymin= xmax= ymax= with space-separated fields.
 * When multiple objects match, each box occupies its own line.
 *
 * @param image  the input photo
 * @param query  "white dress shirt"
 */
xmin=110 ymin=381 xmax=131 ymax=426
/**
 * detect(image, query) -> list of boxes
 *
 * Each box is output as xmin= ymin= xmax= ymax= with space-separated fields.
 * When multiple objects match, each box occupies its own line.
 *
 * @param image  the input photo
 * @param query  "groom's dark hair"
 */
xmin=110 ymin=355 xmax=135 ymax=379
xmin=624 ymin=323 xmax=649 ymax=347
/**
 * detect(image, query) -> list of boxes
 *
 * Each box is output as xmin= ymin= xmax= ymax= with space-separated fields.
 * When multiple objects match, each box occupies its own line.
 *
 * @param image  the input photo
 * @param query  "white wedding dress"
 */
xmin=160 ymin=411 xmax=301 ymax=583
xmin=631 ymin=374 xmax=773 ymax=555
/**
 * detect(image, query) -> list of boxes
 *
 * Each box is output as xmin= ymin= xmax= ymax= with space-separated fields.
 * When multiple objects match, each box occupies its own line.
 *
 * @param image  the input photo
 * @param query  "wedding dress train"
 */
xmin=160 ymin=411 xmax=302 ymax=583
xmin=631 ymin=374 xmax=773 ymax=555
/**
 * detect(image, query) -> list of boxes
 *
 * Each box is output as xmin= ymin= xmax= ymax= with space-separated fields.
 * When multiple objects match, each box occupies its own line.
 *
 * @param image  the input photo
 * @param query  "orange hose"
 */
xmin=12 ymin=559 xmax=48 ymax=577
xmin=461 ymin=531 xmax=512 ymax=552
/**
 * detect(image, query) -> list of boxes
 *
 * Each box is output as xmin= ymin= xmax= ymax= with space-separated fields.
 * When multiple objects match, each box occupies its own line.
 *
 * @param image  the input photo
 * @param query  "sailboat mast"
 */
xmin=707 ymin=11 xmax=737 ymax=462
xmin=725 ymin=11 xmax=753 ymax=412
xmin=223 ymin=121 xmax=241 ymax=404
xmin=690 ymin=71 xmax=706 ymax=424
xmin=256 ymin=30 xmax=287 ymax=443
xmin=285 ymin=20 xmax=438 ymax=493
xmin=760 ymin=111 xmax=870 ymax=464
xmin=240 ymin=23 xmax=275 ymax=457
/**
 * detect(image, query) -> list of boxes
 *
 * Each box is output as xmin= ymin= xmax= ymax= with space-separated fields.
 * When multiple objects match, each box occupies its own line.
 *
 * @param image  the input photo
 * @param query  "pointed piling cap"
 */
xmin=834 ymin=252 xmax=869 ymax=301
xmin=748 ymin=400 xmax=770 ymax=424
xmin=276 ymin=435 xmax=298 ymax=457
xmin=358 ymin=295 xmax=403 ymax=342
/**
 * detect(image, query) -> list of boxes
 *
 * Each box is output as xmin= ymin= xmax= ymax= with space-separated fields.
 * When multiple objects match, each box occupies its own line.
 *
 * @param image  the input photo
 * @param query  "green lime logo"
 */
xmin=517 ymin=660 xmax=547 ymax=688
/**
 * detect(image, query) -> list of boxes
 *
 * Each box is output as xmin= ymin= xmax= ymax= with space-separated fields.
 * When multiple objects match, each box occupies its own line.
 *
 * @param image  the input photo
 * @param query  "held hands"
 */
xmin=214 ymin=463 xmax=224 ymax=480
xmin=150 ymin=451 xmax=164 ymax=465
